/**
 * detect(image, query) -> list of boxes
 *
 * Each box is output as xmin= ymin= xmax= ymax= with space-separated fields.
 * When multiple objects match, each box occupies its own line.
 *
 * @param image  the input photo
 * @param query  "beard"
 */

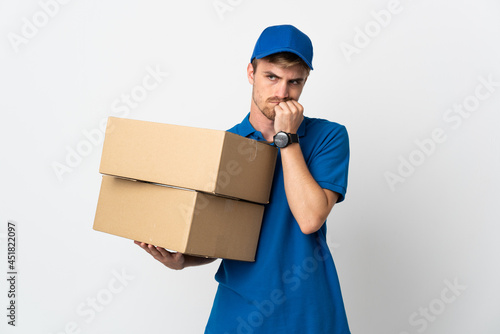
xmin=257 ymin=102 xmax=275 ymax=121
xmin=252 ymin=89 xmax=291 ymax=121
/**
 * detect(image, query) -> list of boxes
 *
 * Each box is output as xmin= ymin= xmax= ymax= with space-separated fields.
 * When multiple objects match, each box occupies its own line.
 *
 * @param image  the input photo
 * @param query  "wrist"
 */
xmin=279 ymin=142 xmax=301 ymax=153
xmin=273 ymin=131 xmax=299 ymax=148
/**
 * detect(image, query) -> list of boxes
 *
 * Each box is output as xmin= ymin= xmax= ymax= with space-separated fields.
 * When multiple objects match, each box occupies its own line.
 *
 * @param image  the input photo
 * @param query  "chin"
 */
xmin=263 ymin=111 xmax=275 ymax=121
xmin=260 ymin=107 xmax=275 ymax=121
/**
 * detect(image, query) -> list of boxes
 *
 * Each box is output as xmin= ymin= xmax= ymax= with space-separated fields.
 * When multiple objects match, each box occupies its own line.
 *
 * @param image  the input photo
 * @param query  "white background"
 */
xmin=1 ymin=0 xmax=499 ymax=333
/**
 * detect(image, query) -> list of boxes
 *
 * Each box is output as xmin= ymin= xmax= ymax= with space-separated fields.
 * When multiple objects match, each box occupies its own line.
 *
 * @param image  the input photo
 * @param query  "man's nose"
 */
xmin=275 ymin=81 xmax=289 ymax=99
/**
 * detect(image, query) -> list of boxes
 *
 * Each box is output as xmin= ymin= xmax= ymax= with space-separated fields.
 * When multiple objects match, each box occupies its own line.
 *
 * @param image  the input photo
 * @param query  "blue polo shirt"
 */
xmin=205 ymin=113 xmax=351 ymax=334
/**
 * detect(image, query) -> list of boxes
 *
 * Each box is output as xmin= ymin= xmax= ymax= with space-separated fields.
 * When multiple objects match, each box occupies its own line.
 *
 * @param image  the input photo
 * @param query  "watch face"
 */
xmin=274 ymin=132 xmax=289 ymax=148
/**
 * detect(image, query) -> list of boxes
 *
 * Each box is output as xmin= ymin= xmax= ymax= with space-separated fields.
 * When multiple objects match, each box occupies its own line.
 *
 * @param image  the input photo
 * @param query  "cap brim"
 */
xmin=252 ymin=48 xmax=313 ymax=70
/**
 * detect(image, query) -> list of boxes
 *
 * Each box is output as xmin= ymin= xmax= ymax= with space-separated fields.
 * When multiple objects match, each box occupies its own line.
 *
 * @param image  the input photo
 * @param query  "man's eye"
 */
xmin=268 ymin=75 xmax=276 ymax=80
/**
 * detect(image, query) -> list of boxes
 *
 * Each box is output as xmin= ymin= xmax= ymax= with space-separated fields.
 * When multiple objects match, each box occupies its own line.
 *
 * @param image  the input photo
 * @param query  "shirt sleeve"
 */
xmin=308 ymin=124 xmax=350 ymax=203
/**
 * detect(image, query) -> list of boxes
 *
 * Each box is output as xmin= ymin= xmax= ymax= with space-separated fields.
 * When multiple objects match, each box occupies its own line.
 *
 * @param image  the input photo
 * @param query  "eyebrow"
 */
xmin=263 ymin=71 xmax=306 ymax=83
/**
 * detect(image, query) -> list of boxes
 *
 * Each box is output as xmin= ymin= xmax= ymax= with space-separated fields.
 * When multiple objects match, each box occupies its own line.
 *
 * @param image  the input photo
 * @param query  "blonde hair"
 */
xmin=252 ymin=52 xmax=311 ymax=75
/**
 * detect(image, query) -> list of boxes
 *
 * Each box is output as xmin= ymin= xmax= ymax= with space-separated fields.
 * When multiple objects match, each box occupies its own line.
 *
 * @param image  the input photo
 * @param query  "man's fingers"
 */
xmin=278 ymin=101 xmax=291 ymax=113
xmin=134 ymin=240 xmax=147 ymax=247
xmin=134 ymin=241 xmax=185 ymax=269
xmin=277 ymin=100 xmax=302 ymax=114
xmin=156 ymin=246 xmax=174 ymax=258
xmin=135 ymin=241 xmax=153 ymax=254
xmin=274 ymin=103 xmax=283 ymax=114
xmin=148 ymin=244 xmax=163 ymax=258
xmin=274 ymin=99 xmax=304 ymax=134
xmin=172 ymin=252 xmax=184 ymax=261
xmin=289 ymin=100 xmax=303 ymax=113
xmin=149 ymin=244 xmax=180 ymax=262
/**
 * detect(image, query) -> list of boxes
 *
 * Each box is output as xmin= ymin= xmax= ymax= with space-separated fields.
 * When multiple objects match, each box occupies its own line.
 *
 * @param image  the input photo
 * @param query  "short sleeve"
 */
xmin=308 ymin=124 xmax=350 ymax=203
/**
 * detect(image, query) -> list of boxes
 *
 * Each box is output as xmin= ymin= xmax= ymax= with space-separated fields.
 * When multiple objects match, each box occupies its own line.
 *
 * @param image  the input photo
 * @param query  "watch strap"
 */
xmin=289 ymin=133 xmax=299 ymax=144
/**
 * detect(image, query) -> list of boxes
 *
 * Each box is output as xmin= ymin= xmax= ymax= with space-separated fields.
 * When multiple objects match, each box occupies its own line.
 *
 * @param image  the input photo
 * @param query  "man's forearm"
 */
xmin=280 ymin=144 xmax=337 ymax=234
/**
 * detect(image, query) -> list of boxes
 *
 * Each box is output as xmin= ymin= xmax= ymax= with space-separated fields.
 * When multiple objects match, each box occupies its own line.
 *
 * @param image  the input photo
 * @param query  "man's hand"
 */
xmin=274 ymin=100 xmax=304 ymax=134
xmin=134 ymin=241 xmax=217 ymax=269
xmin=135 ymin=241 xmax=186 ymax=270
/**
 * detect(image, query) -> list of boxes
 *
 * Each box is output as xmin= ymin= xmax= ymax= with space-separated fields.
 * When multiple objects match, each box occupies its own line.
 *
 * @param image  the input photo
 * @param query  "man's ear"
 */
xmin=247 ymin=62 xmax=255 ymax=85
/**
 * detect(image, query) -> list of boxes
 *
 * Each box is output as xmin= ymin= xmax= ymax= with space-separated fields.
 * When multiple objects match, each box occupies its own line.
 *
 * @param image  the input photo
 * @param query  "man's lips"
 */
xmin=268 ymin=98 xmax=292 ymax=104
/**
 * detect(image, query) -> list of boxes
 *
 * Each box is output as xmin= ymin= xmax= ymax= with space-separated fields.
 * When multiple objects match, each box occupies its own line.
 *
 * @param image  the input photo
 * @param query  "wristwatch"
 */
xmin=273 ymin=131 xmax=299 ymax=148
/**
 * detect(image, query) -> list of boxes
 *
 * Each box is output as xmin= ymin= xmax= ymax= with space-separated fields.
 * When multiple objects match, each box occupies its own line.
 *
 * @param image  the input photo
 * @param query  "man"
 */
xmin=135 ymin=24 xmax=351 ymax=333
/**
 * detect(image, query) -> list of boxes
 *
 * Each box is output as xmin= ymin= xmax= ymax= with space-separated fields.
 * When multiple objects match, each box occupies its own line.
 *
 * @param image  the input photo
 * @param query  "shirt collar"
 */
xmin=235 ymin=112 xmax=307 ymax=139
xmin=235 ymin=112 xmax=258 ymax=137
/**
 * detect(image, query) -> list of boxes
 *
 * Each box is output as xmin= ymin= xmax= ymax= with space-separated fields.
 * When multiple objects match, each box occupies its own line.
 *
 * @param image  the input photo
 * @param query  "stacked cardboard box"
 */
xmin=93 ymin=117 xmax=277 ymax=261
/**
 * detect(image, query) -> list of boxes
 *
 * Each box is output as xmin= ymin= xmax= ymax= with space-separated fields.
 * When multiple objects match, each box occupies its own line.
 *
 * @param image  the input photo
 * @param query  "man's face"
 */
xmin=248 ymin=58 xmax=309 ymax=121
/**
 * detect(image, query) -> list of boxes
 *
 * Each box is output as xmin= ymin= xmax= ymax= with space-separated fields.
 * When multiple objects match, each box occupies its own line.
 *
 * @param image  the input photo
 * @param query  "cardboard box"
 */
xmin=99 ymin=117 xmax=277 ymax=204
xmin=93 ymin=175 xmax=264 ymax=262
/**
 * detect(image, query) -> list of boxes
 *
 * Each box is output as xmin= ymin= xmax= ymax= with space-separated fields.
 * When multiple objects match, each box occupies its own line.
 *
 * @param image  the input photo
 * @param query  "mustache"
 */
xmin=267 ymin=97 xmax=293 ymax=103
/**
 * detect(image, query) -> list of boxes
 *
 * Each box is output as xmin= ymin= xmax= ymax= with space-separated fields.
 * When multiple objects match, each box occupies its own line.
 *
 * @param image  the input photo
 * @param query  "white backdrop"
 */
xmin=1 ymin=0 xmax=499 ymax=333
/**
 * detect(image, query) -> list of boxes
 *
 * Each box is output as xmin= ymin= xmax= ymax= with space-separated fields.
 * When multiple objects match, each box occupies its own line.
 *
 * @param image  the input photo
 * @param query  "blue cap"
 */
xmin=251 ymin=25 xmax=314 ymax=70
